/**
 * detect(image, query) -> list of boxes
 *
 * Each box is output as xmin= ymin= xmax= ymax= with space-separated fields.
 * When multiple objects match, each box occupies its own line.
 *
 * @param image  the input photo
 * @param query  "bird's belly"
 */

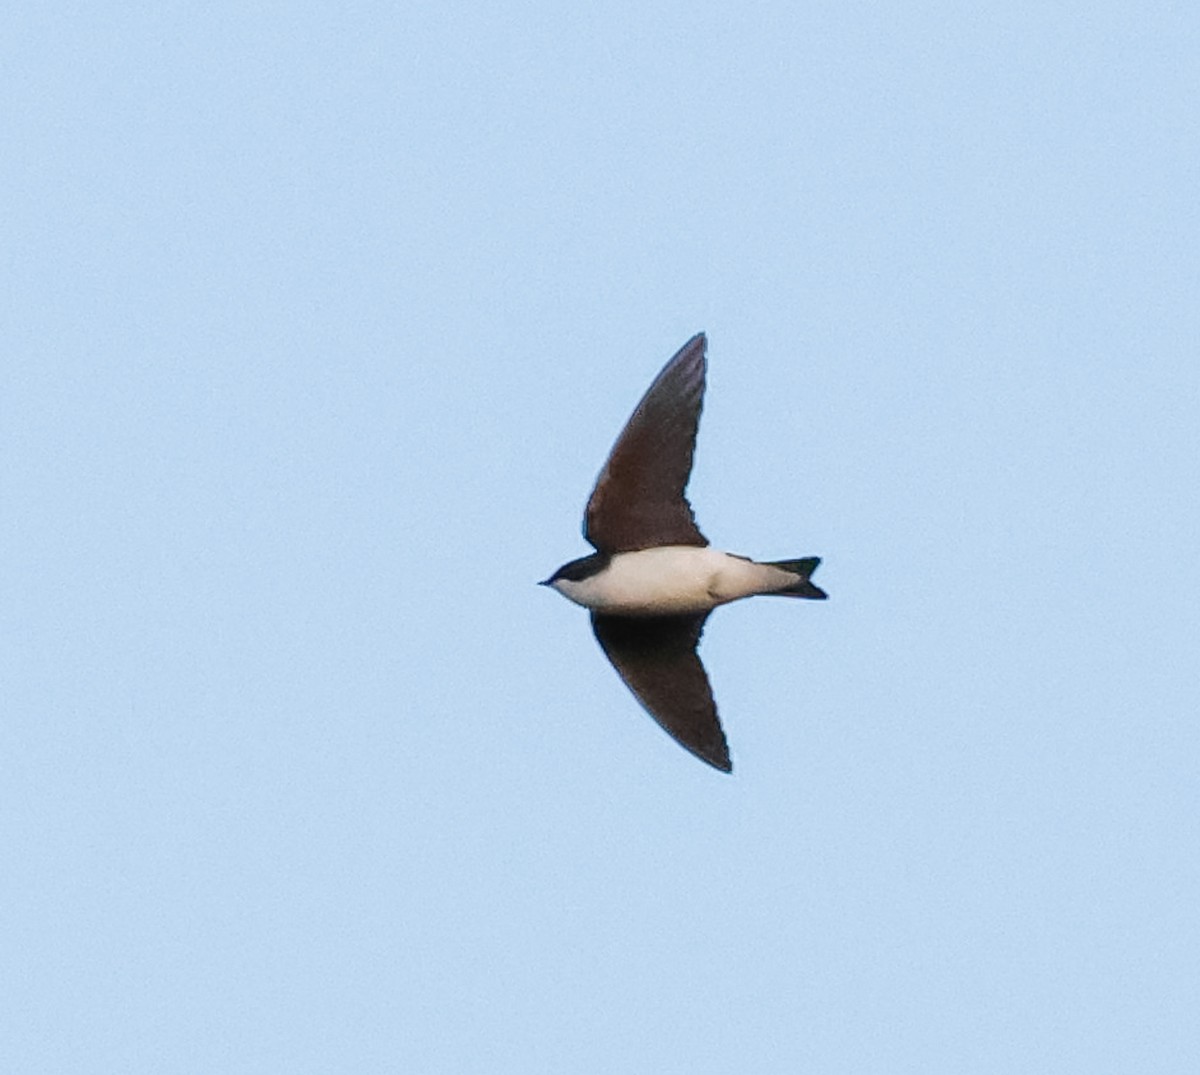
xmin=571 ymin=547 xmax=772 ymax=615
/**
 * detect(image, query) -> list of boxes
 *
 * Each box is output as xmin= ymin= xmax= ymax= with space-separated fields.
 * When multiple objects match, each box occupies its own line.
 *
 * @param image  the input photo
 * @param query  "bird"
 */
xmin=541 ymin=332 xmax=827 ymax=772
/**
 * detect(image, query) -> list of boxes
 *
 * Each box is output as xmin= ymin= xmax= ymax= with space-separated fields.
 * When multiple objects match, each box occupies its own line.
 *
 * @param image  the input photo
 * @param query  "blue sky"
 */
xmin=4 ymin=3 xmax=1198 ymax=1071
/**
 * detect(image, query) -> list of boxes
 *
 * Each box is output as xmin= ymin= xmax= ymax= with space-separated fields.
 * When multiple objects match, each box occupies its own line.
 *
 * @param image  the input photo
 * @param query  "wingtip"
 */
xmin=665 ymin=333 xmax=706 ymax=367
xmin=694 ymin=738 xmax=732 ymax=773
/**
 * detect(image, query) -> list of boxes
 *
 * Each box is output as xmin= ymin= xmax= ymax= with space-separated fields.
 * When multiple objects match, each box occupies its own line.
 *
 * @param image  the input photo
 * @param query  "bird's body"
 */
xmin=542 ymin=333 xmax=826 ymax=772
xmin=548 ymin=546 xmax=805 ymax=616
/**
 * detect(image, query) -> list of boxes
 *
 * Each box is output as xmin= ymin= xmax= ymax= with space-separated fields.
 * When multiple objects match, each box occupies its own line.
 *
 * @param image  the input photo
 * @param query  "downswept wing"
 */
xmin=584 ymin=334 xmax=708 ymax=553
xmin=591 ymin=611 xmax=731 ymax=772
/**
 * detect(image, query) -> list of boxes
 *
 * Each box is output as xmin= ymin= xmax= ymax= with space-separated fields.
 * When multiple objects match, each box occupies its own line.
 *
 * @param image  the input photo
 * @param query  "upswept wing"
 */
xmin=591 ymin=611 xmax=731 ymax=772
xmin=584 ymin=334 xmax=708 ymax=553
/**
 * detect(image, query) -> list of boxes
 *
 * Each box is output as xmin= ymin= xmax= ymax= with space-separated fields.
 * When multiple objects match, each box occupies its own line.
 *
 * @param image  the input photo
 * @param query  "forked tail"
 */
xmin=764 ymin=556 xmax=828 ymax=599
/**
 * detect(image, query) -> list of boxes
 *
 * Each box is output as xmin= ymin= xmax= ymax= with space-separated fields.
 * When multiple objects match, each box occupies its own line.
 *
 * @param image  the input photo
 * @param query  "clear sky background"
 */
xmin=3 ymin=3 xmax=1198 ymax=1072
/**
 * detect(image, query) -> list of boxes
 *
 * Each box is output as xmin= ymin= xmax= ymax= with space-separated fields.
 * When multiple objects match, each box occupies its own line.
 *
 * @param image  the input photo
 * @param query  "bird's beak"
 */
xmin=537 ymin=578 xmax=552 ymax=587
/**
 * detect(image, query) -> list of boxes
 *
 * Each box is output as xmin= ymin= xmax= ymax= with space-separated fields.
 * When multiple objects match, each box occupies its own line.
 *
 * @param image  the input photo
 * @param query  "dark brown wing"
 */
xmin=584 ymin=334 xmax=708 ymax=553
xmin=591 ymin=611 xmax=731 ymax=772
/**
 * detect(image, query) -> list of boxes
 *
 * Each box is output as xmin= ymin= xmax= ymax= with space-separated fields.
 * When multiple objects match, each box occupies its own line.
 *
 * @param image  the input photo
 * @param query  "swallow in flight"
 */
xmin=541 ymin=333 xmax=826 ymax=772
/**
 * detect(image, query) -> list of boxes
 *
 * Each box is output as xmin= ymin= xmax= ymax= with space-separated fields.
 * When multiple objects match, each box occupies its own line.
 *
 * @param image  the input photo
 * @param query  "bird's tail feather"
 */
xmin=763 ymin=556 xmax=827 ymax=599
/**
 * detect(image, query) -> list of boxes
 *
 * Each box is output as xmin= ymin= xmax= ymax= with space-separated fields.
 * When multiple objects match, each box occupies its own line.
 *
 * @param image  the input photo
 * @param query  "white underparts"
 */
xmin=550 ymin=546 xmax=798 ymax=615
